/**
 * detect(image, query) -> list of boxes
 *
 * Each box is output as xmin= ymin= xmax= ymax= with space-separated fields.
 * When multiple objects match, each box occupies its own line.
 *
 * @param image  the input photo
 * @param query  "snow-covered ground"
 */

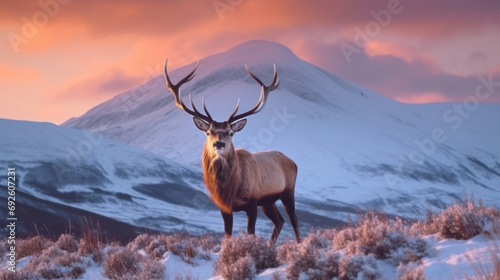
xmin=49 ymin=235 xmax=497 ymax=280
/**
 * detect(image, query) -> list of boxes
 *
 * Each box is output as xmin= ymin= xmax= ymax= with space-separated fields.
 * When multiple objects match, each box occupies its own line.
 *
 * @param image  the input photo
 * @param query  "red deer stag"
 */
xmin=163 ymin=60 xmax=300 ymax=243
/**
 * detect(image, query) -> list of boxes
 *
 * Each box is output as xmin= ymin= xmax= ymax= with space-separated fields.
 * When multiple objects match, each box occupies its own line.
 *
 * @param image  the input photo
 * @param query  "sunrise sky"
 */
xmin=1 ymin=0 xmax=499 ymax=124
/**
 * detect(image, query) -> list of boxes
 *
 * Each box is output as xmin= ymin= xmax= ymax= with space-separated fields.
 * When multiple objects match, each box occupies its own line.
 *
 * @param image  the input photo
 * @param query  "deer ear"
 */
xmin=231 ymin=119 xmax=247 ymax=132
xmin=193 ymin=117 xmax=209 ymax=132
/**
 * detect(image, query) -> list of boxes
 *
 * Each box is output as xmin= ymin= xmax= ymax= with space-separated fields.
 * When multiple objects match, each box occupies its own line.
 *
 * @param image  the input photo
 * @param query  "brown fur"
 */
xmin=202 ymin=141 xmax=240 ymax=214
xmin=201 ymin=122 xmax=297 ymax=214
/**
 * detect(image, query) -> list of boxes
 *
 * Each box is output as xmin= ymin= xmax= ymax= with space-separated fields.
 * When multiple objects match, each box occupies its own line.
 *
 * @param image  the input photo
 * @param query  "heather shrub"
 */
xmin=333 ymin=212 xmax=430 ymax=265
xmin=103 ymin=247 xmax=140 ymax=279
xmin=22 ymin=246 xmax=90 ymax=279
xmin=277 ymin=240 xmax=299 ymax=264
xmin=396 ymin=262 xmax=426 ymax=280
xmin=271 ymin=273 xmax=284 ymax=280
xmin=283 ymin=236 xmax=340 ymax=280
xmin=102 ymin=245 xmax=165 ymax=280
xmin=214 ymin=235 xmax=278 ymax=279
xmin=231 ymin=254 xmax=256 ymax=280
xmin=145 ymin=233 xmax=201 ymax=263
xmin=308 ymin=230 xmax=332 ymax=249
xmin=415 ymin=194 xmax=500 ymax=240
xmin=17 ymin=236 xmax=54 ymax=259
xmin=199 ymin=234 xmax=219 ymax=252
xmin=338 ymin=254 xmax=381 ymax=280
xmin=143 ymin=234 xmax=211 ymax=264
xmin=56 ymin=234 xmax=79 ymax=253
xmin=332 ymin=227 xmax=356 ymax=251
xmin=137 ymin=259 xmax=166 ymax=280
xmin=0 ymin=269 xmax=33 ymax=280
xmin=128 ymin=233 xmax=155 ymax=252
xmin=169 ymin=238 xmax=199 ymax=264
xmin=146 ymin=235 xmax=169 ymax=259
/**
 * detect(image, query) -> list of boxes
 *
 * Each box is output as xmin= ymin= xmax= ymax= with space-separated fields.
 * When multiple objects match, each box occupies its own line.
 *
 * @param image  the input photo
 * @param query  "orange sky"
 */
xmin=1 ymin=0 xmax=499 ymax=124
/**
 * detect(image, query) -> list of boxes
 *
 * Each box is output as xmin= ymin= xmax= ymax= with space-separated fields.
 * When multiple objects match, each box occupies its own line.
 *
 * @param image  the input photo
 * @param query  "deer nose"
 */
xmin=214 ymin=140 xmax=226 ymax=149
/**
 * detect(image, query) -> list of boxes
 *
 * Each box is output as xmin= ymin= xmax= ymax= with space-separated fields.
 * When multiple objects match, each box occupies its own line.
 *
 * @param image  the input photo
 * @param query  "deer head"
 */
xmin=163 ymin=60 xmax=279 ymax=157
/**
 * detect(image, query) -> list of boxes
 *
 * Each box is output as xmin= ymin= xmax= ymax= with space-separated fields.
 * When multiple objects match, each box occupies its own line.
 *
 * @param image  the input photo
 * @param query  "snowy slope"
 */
xmin=0 ymin=118 xmax=221 ymax=236
xmin=63 ymin=40 xmax=500 ymax=220
xmin=1 ymin=118 xmax=343 ymax=238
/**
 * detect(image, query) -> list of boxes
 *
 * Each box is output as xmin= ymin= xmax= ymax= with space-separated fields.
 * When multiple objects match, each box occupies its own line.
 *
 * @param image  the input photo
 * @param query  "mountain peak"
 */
xmin=201 ymin=40 xmax=300 ymax=68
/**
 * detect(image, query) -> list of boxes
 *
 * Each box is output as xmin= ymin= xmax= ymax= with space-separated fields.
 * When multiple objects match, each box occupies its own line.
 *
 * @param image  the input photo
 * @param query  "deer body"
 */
xmin=204 ymin=147 xmax=297 ymax=211
xmin=164 ymin=60 xmax=300 ymax=243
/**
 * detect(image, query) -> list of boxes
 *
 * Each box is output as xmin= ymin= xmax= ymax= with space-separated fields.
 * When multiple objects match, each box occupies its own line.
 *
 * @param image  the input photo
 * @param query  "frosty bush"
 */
xmin=338 ymin=254 xmax=381 ymax=280
xmin=103 ymin=246 xmax=165 ymax=280
xmin=137 ymin=259 xmax=166 ymax=280
xmin=17 ymin=235 xmax=54 ymax=259
xmin=232 ymin=254 xmax=256 ymax=280
xmin=414 ymin=194 xmax=500 ymax=240
xmin=200 ymin=234 xmax=219 ymax=252
xmin=144 ymin=233 xmax=202 ymax=263
xmin=332 ymin=212 xmax=430 ymax=265
xmin=396 ymin=262 xmax=426 ymax=280
xmin=169 ymin=237 xmax=199 ymax=264
xmin=283 ymin=236 xmax=339 ymax=280
xmin=146 ymin=235 xmax=169 ymax=259
xmin=56 ymin=234 xmax=79 ymax=253
xmin=0 ymin=269 xmax=33 ymax=280
xmin=128 ymin=233 xmax=155 ymax=252
xmin=103 ymin=247 xmax=140 ymax=279
xmin=214 ymin=235 xmax=278 ymax=279
xmin=22 ymin=246 xmax=90 ymax=279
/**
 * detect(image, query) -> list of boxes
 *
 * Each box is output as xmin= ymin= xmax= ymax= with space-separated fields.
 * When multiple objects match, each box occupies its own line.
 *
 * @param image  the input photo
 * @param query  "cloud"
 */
xmin=364 ymin=41 xmax=432 ymax=64
xmin=294 ymin=39 xmax=500 ymax=103
xmin=52 ymin=68 xmax=143 ymax=101
xmin=1 ymin=0 xmax=499 ymax=123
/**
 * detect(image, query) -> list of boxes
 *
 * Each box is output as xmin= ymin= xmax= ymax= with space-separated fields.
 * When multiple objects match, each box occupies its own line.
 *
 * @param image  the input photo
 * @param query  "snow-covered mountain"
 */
xmin=63 ymin=40 xmax=500 ymax=221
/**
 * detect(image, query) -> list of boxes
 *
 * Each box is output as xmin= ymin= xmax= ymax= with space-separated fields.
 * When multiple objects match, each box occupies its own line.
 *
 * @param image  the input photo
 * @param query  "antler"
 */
xmin=164 ymin=59 xmax=213 ymax=123
xmin=227 ymin=64 xmax=279 ymax=123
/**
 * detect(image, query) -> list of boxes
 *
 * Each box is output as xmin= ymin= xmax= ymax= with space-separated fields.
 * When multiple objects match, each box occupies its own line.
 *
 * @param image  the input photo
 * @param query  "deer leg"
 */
xmin=261 ymin=203 xmax=285 ymax=244
xmin=281 ymin=192 xmax=301 ymax=243
xmin=220 ymin=210 xmax=233 ymax=237
xmin=245 ymin=202 xmax=257 ymax=235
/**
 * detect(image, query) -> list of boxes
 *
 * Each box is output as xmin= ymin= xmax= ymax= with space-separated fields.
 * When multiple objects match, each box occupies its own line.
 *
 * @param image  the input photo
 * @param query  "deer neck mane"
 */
xmin=202 ymin=143 xmax=240 ymax=214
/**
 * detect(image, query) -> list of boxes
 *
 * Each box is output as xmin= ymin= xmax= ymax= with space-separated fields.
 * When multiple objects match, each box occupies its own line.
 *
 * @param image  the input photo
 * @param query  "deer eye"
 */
xmin=206 ymin=132 xmax=211 ymax=136
xmin=229 ymin=132 xmax=234 ymax=137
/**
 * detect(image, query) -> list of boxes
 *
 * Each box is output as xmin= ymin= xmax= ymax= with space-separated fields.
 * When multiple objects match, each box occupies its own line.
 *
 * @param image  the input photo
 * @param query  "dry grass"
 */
xmin=464 ymin=242 xmax=500 ymax=280
xmin=78 ymin=217 xmax=104 ymax=263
